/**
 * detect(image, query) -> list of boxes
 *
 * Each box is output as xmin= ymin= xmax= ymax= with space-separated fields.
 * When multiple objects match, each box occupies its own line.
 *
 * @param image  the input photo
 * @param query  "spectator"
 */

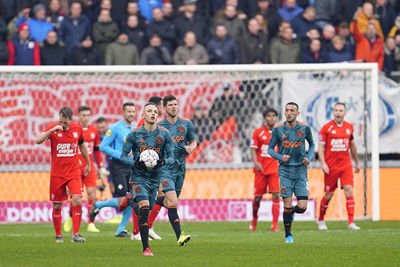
xmin=123 ymin=15 xmax=147 ymax=54
xmin=162 ymin=2 xmax=175 ymax=23
xmin=173 ymin=31 xmax=209 ymax=65
xmin=213 ymin=0 xmax=247 ymax=24
xmin=321 ymin=24 xmax=335 ymax=51
xmin=206 ymin=24 xmax=240 ymax=64
xmin=82 ymin=0 xmax=102 ymax=25
xmin=388 ymin=16 xmax=400 ymax=38
xmin=40 ymin=30 xmax=69 ymax=65
xmin=300 ymin=27 xmax=320 ymax=52
xmin=7 ymin=23 xmax=41 ymax=65
xmin=46 ymin=0 xmax=66 ymax=32
xmin=301 ymin=38 xmax=328 ymax=63
xmin=215 ymin=5 xmax=247 ymax=43
xmin=108 ymin=0 xmax=128 ymax=26
xmin=147 ymin=7 xmax=176 ymax=54
xmin=375 ymin=0 xmax=396 ymax=37
xmin=70 ymin=36 xmax=103 ymax=65
xmin=314 ymin=0 xmax=337 ymax=30
xmin=278 ymin=0 xmax=304 ymax=22
xmin=352 ymin=11 xmax=384 ymax=70
xmin=291 ymin=6 xmax=316 ymax=40
xmin=0 ymin=14 xmax=9 ymax=64
xmin=92 ymin=8 xmax=119 ymax=55
xmin=121 ymin=1 xmax=147 ymax=30
xmin=270 ymin=26 xmax=300 ymax=63
xmin=338 ymin=21 xmax=355 ymax=56
xmin=105 ymin=31 xmax=139 ymax=65
xmin=239 ymin=18 xmax=269 ymax=64
xmin=0 ymin=0 xmax=18 ymax=24
xmin=270 ymin=19 xmax=291 ymax=45
xmin=254 ymin=13 xmax=268 ymax=34
xmin=15 ymin=4 xmax=53 ymax=42
xmin=383 ymin=37 xmax=397 ymax=75
xmin=174 ymin=0 xmax=210 ymax=46
xmin=7 ymin=6 xmax=31 ymax=41
xmin=191 ymin=105 xmax=214 ymax=144
xmin=254 ymin=0 xmax=280 ymax=38
xmin=0 ymin=11 xmax=7 ymax=40
xmin=58 ymin=1 xmax=91 ymax=53
xmin=351 ymin=2 xmax=384 ymax=39
xmin=138 ymin=0 xmax=163 ymax=22
xmin=327 ymin=35 xmax=353 ymax=63
xmin=140 ymin=34 xmax=173 ymax=65
xmin=335 ymin=0 xmax=363 ymax=24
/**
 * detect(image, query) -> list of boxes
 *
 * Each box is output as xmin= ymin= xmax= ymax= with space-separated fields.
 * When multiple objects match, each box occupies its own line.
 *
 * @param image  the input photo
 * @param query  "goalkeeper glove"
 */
xmin=155 ymin=158 xmax=165 ymax=168
xmin=134 ymin=159 xmax=147 ymax=171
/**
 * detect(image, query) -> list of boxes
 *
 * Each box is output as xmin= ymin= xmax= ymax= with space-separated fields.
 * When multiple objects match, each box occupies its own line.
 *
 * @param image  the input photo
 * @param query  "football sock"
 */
xmin=319 ymin=197 xmax=330 ymax=221
xmin=87 ymin=200 xmax=94 ymax=223
xmin=252 ymin=199 xmax=260 ymax=220
xmin=293 ymin=205 xmax=306 ymax=214
xmin=272 ymin=199 xmax=280 ymax=226
xmin=116 ymin=207 xmax=132 ymax=234
xmin=148 ymin=204 xmax=162 ymax=229
xmin=132 ymin=211 xmax=139 ymax=235
xmin=346 ymin=196 xmax=355 ymax=224
xmin=155 ymin=196 xmax=165 ymax=207
xmin=283 ymin=207 xmax=293 ymax=237
xmin=52 ymin=208 xmax=62 ymax=236
xmin=138 ymin=206 xmax=150 ymax=251
xmin=168 ymin=208 xmax=181 ymax=240
xmin=68 ymin=202 xmax=72 ymax=217
xmin=96 ymin=197 xmax=119 ymax=209
xmin=72 ymin=205 xmax=82 ymax=235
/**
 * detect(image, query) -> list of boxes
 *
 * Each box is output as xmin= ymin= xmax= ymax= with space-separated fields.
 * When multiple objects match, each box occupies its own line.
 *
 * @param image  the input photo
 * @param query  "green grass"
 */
xmin=0 ymin=221 xmax=399 ymax=267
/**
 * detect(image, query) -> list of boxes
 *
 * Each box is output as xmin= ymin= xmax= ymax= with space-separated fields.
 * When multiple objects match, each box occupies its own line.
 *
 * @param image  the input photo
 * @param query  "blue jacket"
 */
xmin=327 ymin=46 xmax=353 ymax=63
xmin=138 ymin=0 xmax=163 ymax=22
xmin=16 ymin=16 xmax=53 ymax=42
xmin=206 ymin=36 xmax=240 ymax=64
xmin=100 ymin=120 xmax=134 ymax=161
xmin=291 ymin=14 xmax=316 ymax=40
xmin=8 ymin=36 xmax=40 ymax=65
xmin=301 ymin=48 xmax=329 ymax=63
xmin=278 ymin=4 xmax=304 ymax=22
xmin=58 ymin=15 xmax=91 ymax=53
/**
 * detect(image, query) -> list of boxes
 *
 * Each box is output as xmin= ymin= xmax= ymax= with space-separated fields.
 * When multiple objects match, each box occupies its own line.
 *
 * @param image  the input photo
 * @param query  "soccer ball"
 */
xmin=139 ymin=149 xmax=159 ymax=169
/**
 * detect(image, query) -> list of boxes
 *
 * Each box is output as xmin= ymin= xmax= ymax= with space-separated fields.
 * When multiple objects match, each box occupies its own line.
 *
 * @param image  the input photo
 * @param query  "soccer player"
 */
xmin=120 ymin=102 xmax=174 ymax=256
xmin=64 ymin=106 xmax=103 ymax=233
xmin=89 ymin=102 xmax=136 ymax=237
xmin=267 ymin=102 xmax=315 ymax=243
xmin=317 ymin=102 xmax=361 ymax=230
xmin=249 ymin=108 xmax=281 ymax=232
xmin=35 ymin=106 xmax=90 ymax=243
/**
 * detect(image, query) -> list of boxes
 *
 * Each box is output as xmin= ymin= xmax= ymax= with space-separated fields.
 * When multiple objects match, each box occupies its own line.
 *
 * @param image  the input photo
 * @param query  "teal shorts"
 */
xmin=131 ymin=176 xmax=160 ymax=209
xmin=278 ymin=165 xmax=309 ymax=198
xmin=161 ymin=161 xmax=186 ymax=198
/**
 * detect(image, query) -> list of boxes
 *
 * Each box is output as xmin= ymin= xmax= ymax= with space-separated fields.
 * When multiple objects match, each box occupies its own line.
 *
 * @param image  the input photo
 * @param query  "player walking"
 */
xmin=120 ymin=102 xmax=174 ymax=256
xmin=317 ymin=102 xmax=360 ymax=230
xmin=249 ymin=108 xmax=281 ymax=232
xmin=268 ymin=102 xmax=315 ymax=243
xmin=35 ymin=106 xmax=90 ymax=243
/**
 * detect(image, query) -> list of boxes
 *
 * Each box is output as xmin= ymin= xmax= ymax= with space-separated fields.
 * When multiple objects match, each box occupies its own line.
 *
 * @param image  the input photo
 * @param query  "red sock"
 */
xmin=319 ymin=197 xmax=330 ymax=221
xmin=132 ymin=211 xmax=139 ymax=235
xmin=87 ymin=200 xmax=94 ymax=223
xmin=272 ymin=199 xmax=280 ymax=226
xmin=69 ymin=201 xmax=72 ymax=217
xmin=346 ymin=196 xmax=355 ymax=224
xmin=52 ymin=208 xmax=62 ymax=236
xmin=148 ymin=204 xmax=162 ymax=229
xmin=252 ymin=199 xmax=260 ymax=219
xmin=72 ymin=205 xmax=82 ymax=235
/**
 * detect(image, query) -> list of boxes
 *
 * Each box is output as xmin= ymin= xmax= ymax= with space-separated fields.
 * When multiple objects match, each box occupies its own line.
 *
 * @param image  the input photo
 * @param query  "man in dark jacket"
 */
xmin=123 ymin=14 xmax=147 ymax=53
xmin=70 ymin=36 xmax=102 ymax=65
xmin=254 ymin=0 xmax=281 ymax=38
xmin=207 ymin=24 xmax=239 ymax=64
xmin=146 ymin=7 xmax=176 ymax=54
xmin=239 ymin=18 xmax=269 ymax=64
xmin=40 ymin=30 xmax=69 ymax=65
xmin=7 ymin=23 xmax=40 ymax=65
xmin=301 ymin=38 xmax=328 ymax=63
xmin=92 ymin=8 xmax=119 ymax=56
xmin=140 ymin=34 xmax=173 ymax=65
xmin=291 ymin=6 xmax=316 ymax=40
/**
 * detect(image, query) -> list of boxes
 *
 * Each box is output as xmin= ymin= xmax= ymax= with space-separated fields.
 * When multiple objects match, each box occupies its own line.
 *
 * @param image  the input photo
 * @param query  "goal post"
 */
xmin=0 ymin=63 xmax=380 ymax=221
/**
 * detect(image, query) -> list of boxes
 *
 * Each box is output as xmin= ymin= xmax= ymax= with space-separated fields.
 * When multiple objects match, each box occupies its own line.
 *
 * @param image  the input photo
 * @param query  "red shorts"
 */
xmin=254 ymin=172 xmax=280 ymax=196
xmin=324 ymin=167 xmax=354 ymax=192
xmin=81 ymin=161 xmax=97 ymax=188
xmin=50 ymin=175 xmax=83 ymax=202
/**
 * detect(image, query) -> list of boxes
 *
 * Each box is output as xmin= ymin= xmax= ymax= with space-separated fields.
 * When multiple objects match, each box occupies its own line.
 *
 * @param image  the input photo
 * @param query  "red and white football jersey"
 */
xmin=78 ymin=125 xmax=100 ymax=161
xmin=44 ymin=123 xmax=83 ymax=177
xmin=319 ymin=120 xmax=354 ymax=169
xmin=250 ymin=126 xmax=278 ymax=175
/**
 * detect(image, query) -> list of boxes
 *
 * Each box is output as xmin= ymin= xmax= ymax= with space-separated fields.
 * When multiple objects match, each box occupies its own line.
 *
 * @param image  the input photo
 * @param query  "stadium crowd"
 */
xmin=1 ymin=0 xmax=400 ymax=75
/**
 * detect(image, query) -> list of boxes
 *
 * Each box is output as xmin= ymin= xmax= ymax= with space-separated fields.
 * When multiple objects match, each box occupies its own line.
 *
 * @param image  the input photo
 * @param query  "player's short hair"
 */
xmin=144 ymin=102 xmax=157 ymax=110
xmin=263 ymin=108 xmax=278 ymax=117
xmin=59 ymin=106 xmax=73 ymax=119
xmin=285 ymin=102 xmax=299 ymax=110
xmin=122 ymin=102 xmax=135 ymax=111
xmin=148 ymin=96 xmax=163 ymax=105
xmin=78 ymin=105 xmax=91 ymax=113
xmin=96 ymin=117 xmax=107 ymax=124
xmin=335 ymin=102 xmax=346 ymax=109
xmin=163 ymin=95 xmax=177 ymax=106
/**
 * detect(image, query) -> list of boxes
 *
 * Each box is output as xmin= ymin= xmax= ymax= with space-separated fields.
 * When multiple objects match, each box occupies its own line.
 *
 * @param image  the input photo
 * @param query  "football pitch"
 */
xmin=0 ymin=221 xmax=399 ymax=266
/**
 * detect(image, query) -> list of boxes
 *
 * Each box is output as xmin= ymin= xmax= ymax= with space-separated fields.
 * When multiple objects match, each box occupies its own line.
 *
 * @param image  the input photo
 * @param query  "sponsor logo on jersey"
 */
xmin=262 ymin=136 xmax=267 ymax=140
xmin=156 ymin=136 xmax=163 ymax=144
xmin=282 ymin=134 xmax=287 ymax=138
xmin=178 ymin=125 xmax=185 ymax=133
xmin=139 ymin=138 xmax=144 ymax=142
xmin=57 ymin=133 xmax=62 ymax=137
xmin=56 ymin=143 xmax=75 ymax=157
xmin=297 ymin=130 xmax=303 ymax=138
xmin=330 ymin=138 xmax=349 ymax=151
xmin=73 ymin=132 xmax=78 ymax=138
xmin=90 ymin=133 xmax=95 ymax=139
xmin=106 ymin=129 xmax=112 ymax=136
xmin=282 ymin=141 xmax=303 ymax=148
xmin=318 ymin=134 xmax=323 ymax=141
xmin=172 ymin=136 xmax=184 ymax=143
xmin=140 ymin=145 xmax=160 ymax=152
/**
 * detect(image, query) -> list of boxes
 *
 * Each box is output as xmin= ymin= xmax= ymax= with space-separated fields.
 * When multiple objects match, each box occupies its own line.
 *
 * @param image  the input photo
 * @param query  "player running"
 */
xmin=35 ymin=106 xmax=90 ymax=243
xmin=268 ymin=102 xmax=315 ymax=243
xmin=317 ymin=102 xmax=361 ymax=230
xmin=64 ymin=106 xmax=103 ymax=233
xmin=120 ymin=102 xmax=174 ymax=256
xmin=249 ymin=108 xmax=281 ymax=232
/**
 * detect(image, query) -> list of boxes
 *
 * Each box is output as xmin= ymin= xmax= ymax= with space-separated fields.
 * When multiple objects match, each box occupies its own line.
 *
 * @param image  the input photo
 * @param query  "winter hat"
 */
xmin=18 ymin=23 xmax=30 ymax=33
xmin=33 ymin=4 xmax=46 ymax=15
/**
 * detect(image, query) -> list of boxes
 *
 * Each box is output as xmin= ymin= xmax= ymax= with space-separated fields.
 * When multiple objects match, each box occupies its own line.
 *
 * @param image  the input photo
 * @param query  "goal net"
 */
xmin=0 ymin=64 xmax=380 ymax=223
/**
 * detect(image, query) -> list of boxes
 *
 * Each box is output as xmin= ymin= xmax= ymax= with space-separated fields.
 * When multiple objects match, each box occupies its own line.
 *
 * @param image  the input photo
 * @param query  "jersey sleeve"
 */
xmin=120 ymin=132 xmax=135 ymax=167
xmin=42 ymin=124 xmax=56 ymax=141
xmin=186 ymin=120 xmax=196 ymax=142
xmin=318 ymin=124 xmax=327 ymax=143
xmin=250 ymin=129 xmax=259 ymax=149
xmin=94 ymin=128 xmax=101 ymax=147
xmin=306 ymin=125 xmax=315 ymax=162
xmin=99 ymin=124 xmax=120 ymax=159
xmin=268 ymin=127 xmax=283 ymax=161
xmin=163 ymin=131 xmax=174 ymax=165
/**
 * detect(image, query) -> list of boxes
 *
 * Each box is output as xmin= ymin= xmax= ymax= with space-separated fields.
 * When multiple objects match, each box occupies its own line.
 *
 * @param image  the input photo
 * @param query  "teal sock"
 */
xmin=116 ymin=207 xmax=132 ymax=234
xmin=96 ymin=198 xmax=119 ymax=209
